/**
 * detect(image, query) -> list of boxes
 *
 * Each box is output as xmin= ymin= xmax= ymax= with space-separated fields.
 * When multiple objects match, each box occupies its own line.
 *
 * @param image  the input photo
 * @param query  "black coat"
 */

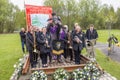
xmin=72 ymin=31 xmax=84 ymax=51
xmin=26 ymin=31 xmax=34 ymax=51
xmin=60 ymin=31 xmax=69 ymax=49
xmin=47 ymin=23 xmax=54 ymax=33
xmin=19 ymin=31 xmax=26 ymax=42
xmin=37 ymin=32 xmax=51 ymax=53
xmin=86 ymin=29 xmax=98 ymax=40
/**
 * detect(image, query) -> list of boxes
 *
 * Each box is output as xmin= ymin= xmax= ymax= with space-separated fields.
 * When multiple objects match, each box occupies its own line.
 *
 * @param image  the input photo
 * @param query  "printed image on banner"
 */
xmin=30 ymin=14 xmax=49 ymax=28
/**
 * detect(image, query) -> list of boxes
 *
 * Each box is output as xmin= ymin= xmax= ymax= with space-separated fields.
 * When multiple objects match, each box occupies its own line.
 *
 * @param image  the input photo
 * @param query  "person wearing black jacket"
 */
xmin=26 ymin=27 xmax=36 ymax=68
xmin=72 ymin=26 xmax=84 ymax=64
xmin=19 ymin=28 xmax=26 ymax=53
xmin=37 ymin=27 xmax=52 ymax=67
xmin=85 ymin=24 xmax=98 ymax=45
xmin=60 ymin=25 xmax=70 ymax=61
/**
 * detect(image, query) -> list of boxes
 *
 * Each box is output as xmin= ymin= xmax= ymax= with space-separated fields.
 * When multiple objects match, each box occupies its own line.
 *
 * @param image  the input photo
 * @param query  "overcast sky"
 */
xmin=9 ymin=0 xmax=120 ymax=11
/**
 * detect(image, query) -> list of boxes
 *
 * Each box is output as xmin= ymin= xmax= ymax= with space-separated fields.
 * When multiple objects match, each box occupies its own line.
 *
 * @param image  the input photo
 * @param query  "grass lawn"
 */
xmin=96 ymin=49 xmax=120 ymax=79
xmin=0 ymin=34 xmax=23 ymax=80
xmin=97 ymin=30 xmax=120 ymax=43
xmin=0 ymin=30 xmax=120 ymax=80
xmin=82 ymin=48 xmax=120 ymax=79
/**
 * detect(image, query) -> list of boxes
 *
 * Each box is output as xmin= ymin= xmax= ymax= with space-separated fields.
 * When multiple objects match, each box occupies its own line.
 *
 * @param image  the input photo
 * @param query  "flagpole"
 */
xmin=24 ymin=0 xmax=28 ymax=31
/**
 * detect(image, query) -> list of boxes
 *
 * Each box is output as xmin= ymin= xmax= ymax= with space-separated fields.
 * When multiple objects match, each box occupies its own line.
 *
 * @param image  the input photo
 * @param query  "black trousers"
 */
xmin=21 ymin=41 xmax=26 ymax=53
xmin=69 ymin=48 xmax=73 ymax=61
xmin=63 ymin=48 xmax=68 ymax=59
xmin=74 ymin=49 xmax=81 ymax=64
xmin=48 ymin=52 xmax=52 ymax=63
xmin=40 ymin=53 xmax=47 ymax=65
xmin=29 ymin=50 xmax=36 ymax=67
xmin=64 ymin=48 xmax=73 ymax=61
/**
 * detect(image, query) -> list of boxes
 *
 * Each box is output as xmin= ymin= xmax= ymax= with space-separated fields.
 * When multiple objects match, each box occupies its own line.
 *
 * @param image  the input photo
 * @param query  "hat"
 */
xmin=52 ymin=12 xmax=56 ymax=16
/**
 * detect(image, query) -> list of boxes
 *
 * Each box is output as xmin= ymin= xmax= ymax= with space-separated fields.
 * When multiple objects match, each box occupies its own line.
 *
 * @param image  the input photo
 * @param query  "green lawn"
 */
xmin=0 ymin=34 xmax=23 ymax=80
xmin=97 ymin=30 xmax=120 ymax=43
xmin=96 ymin=49 xmax=120 ymax=79
xmin=0 ymin=30 xmax=120 ymax=80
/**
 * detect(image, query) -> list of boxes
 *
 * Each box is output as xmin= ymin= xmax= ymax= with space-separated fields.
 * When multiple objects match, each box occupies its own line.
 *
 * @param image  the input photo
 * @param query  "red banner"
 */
xmin=25 ymin=5 xmax=52 ymax=30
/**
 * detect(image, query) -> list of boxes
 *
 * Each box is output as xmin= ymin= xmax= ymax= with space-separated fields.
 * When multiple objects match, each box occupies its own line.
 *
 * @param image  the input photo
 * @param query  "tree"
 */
xmin=0 ymin=0 xmax=26 ymax=33
xmin=44 ymin=0 xmax=79 ymax=29
xmin=115 ymin=8 xmax=120 ymax=29
xmin=78 ymin=0 xmax=101 ymax=29
xmin=0 ymin=0 xmax=9 ymax=33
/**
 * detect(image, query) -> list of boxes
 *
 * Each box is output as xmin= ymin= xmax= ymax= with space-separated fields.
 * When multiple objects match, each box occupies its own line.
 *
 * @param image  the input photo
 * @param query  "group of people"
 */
xmin=19 ymin=13 xmax=98 ymax=68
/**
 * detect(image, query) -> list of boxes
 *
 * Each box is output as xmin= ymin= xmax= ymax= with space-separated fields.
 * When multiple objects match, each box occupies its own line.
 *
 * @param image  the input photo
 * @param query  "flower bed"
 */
xmin=30 ymin=61 xmax=101 ymax=80
xmin=30 ymin=70 xmax=47 ymax=80
xmin=10 ymin=55 xmax=27 ymax=80
xmin=53 ymin=68 xmax=70 ymax=80
xmin=72 ymin=62 xmax=101 ymax=80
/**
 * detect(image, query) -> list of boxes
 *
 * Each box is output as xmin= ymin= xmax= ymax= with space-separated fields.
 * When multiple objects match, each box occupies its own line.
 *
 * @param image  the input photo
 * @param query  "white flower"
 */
xmin=19 ymin=58 xmax=22 ymax=62
xmin=13 ymin=64 xmax=17 ymax=68
xmin=10 ymin=76 xmax=13 ymax=80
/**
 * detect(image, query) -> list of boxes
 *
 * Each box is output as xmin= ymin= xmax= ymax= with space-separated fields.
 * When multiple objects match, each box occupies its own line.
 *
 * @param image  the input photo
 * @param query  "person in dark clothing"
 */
xmin=85 ymin=24 xmax=98 ymax=59
xmin=85 ymin=24 xmax=98 ymax=45
xmin=60 ymin=25 xmax=71 ymax=62
xmin=68 ymin=31 xmax=74 ymax=61
xmin=32 ymin=27 xmax=40 ymax=65
xmin=19 ymin=28 xmax=26 ymax=53
xmin=47 ymin=17 xmax=61 ymax=61
xmin=26 ymin=27 xmax=37 ymax=68
xmin=36 ymin=28 xmax=42 ymax=49
xmin=59 ymin=26 xmax=68 ymax=62
xmin=71 ymin=23 xmax=79 ymax=48
xmin=37 ymin=27 xmax=52 ymax=67
xmin=71 ymin=23 xmax=79 ymax=35
xmin=72 ymin=26 xmax=84 ymax=64
xmin=47 ymin=18 xmax=54 ymax=34
xmin=47 ymin=13 xmax=62 ymax=40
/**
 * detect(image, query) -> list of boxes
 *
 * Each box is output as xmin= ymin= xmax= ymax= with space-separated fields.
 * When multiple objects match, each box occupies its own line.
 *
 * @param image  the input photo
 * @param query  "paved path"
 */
xmin=99 ymin=72 xmax=117 ymax=80
xmin=95 ymin=43 xmax=120 ymax=63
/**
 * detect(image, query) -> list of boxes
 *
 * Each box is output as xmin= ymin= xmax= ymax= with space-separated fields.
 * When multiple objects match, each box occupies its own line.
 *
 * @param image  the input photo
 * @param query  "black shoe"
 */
xmin=75 ymin=62 xmax=80 ymax=65
xmin=42 ymin=65 xmax=45 ymax=68
xmin=58 ymin=60 xmax=63 ymax=63
xmin=32 ymin=65 xmax=36 ymax=68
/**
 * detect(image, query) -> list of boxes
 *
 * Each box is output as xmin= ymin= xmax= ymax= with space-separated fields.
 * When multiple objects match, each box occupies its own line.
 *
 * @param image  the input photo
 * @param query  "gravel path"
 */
xmin=95 ymin=43 xmax=120 ymax=63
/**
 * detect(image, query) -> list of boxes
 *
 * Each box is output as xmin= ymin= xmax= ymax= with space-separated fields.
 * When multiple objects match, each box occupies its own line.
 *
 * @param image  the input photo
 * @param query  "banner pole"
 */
xmin=24 ymin=0 xmax=28 ymax=31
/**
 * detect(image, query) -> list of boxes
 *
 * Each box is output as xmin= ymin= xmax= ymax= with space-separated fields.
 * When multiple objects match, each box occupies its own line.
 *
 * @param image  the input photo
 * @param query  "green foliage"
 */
xmin=0 ymin=0 xmax=120 ymax=33
xmin=72 ymin=62 xmax=101 ymax=80
xmin=44 ymin=0 xmax=120 ymax=30
xmin=0 ymin=0 xmax=26 ymax=33
xmin=115 ymin=8 xmax=120 ymax=29
xmin=53 ymin=68 xmax=70 ymax=80
xmin=30 ymin=70 xmax=47 ymax=80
